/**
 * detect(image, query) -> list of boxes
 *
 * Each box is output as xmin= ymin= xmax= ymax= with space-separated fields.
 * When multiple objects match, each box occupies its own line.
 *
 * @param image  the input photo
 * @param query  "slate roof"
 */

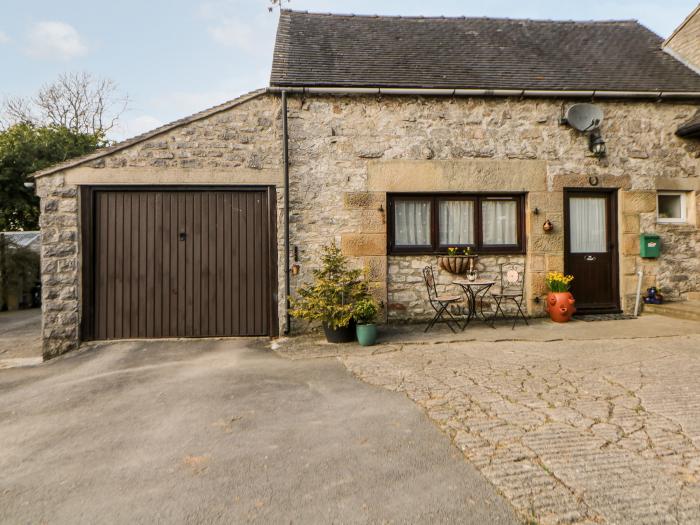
xmin=677 ymin=110 xmax=700 ymax=137
xmin=270 ymin=11 xmax=700 ymax=93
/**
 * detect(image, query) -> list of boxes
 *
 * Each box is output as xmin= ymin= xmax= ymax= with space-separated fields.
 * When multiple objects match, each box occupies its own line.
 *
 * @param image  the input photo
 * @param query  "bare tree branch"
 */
xmin=1 ymin=72 xmax=129 ymax=135
xmin=1 ymin=96 xmax=37 ymax=129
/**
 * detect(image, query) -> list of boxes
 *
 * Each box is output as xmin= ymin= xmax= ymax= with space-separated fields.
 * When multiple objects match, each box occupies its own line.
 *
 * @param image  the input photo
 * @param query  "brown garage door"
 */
xmin=81 ymin=187 xmax=278 ymax=340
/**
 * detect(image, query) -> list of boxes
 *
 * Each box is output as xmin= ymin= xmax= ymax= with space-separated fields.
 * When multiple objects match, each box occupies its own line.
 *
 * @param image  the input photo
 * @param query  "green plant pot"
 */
xmin=356 ymin=323 xmax=377 ymax=347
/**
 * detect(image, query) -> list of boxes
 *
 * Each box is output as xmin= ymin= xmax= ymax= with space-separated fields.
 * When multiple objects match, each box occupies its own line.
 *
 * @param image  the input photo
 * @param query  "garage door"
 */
xmin=81 ymin=187 xmax=278 ymax=340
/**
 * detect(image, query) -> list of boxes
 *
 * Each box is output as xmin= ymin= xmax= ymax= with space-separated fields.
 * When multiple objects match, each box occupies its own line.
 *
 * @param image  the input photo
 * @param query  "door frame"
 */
xmin=79 ymin=185 xmax=279 ymax=341
xmin=563 ymin=187 xmax=621 ymax=313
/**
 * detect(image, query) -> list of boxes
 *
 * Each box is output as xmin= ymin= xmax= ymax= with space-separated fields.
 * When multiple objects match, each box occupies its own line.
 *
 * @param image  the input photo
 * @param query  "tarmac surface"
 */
xmin=0 ymin=337 xmax=517 ymax=524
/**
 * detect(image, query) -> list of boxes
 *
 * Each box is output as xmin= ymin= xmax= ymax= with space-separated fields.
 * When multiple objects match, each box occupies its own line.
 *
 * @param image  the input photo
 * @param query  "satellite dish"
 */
xmin=565 ymin=104 xmax=604 ymax=132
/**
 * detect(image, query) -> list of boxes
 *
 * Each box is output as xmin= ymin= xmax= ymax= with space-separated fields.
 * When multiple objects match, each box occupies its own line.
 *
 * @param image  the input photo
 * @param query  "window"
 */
xmin=657 ymin=191 xmax=686 ymax=223
xmin=388 ymin=194 xmax=524 ymax=254
xmin=569 ymin=196 xmax=607 ymax=253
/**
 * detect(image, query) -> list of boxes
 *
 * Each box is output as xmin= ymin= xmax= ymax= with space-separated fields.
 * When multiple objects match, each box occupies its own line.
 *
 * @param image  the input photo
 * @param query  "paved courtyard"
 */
xmin=325 ymin=317 xmax=700 ymax=524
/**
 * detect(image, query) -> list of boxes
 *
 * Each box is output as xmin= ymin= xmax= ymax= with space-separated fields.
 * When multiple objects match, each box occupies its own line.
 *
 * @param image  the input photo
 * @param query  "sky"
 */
xmin=1 ymin=0 xmax=697 ymax=140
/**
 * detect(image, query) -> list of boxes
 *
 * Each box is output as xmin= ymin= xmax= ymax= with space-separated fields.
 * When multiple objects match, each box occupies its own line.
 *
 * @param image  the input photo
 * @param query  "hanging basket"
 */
xmin=437 ymin=255 xmax=478 ymax=275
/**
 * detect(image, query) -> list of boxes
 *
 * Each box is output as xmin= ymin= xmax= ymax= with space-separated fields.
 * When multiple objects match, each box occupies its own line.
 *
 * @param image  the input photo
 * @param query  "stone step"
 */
xmin=644 ymin=300 xmax=700 ymax=322
xmin=685 ymin=291 xmax=700 ymax=301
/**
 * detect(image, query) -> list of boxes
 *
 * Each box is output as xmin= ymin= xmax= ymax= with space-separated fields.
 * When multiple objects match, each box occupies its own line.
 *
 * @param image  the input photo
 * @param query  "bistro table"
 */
xmin=452 ymin=279 xmax=496 ymax=329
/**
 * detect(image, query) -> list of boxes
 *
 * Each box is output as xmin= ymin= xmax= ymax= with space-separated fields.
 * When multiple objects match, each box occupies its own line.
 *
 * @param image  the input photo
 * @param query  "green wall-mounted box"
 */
xmin=640 ymin=233 xmax=661 ymax=258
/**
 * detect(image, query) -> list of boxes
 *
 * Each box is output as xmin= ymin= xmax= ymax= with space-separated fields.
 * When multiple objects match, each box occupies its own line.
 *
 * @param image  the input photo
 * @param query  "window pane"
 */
xmin=481 ymin=200 xmax=517 ymax=245
xmin=658 ymin=194 xmax=682 ymax=219
xmin=569 ymin=196 xmax=606 ymax=253
xmin=394 ymin=199 xmax=431 ymax=246
xmin=439 ymin=200 xmax=474 ymax=245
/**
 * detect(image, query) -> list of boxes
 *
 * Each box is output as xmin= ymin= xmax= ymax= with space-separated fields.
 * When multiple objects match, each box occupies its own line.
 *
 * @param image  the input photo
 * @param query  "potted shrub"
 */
xmin=438 ymin=246 xmax=478 ymax=275
xmin=354 ymin=297 xmax=380 ymax=346
xmin=290 ymin=244 xmax=370 ymax=343
xmin=545 ymin=272 xmax=576 ymax=323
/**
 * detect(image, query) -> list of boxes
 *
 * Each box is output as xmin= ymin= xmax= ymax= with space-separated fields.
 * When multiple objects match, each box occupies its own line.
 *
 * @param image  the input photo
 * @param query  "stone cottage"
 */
xmin=34 ymin=8 xmax=700 ymax=359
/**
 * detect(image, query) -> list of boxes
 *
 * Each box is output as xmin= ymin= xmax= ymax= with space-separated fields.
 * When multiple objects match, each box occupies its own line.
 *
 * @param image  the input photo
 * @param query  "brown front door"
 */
xmin=564 ymin=189 xmax=620 ymax=313
xmin=82 ymin=187 xmax=278 ymax=340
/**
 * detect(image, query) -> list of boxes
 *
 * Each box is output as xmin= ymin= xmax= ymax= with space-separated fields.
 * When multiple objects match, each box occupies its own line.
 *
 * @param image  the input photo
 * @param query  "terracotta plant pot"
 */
xmin=438 ymin=255 xmax=477 ymax=275
xmin=547 ymin=292 xmax=576 ymax=323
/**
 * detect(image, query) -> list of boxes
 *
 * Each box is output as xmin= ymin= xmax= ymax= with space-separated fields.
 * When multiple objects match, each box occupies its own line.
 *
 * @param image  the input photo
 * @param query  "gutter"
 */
xmin=268 ymin=86 xmax=700 ymax=100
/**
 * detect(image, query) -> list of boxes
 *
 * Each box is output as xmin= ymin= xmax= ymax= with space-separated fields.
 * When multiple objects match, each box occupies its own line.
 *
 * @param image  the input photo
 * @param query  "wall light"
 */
xmin=589 ymin=129 xmax=607 ymax=158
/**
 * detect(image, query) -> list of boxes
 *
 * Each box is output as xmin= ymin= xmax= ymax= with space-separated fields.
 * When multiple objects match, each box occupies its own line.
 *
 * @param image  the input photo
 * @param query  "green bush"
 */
xmin=290 ymin=244 xmax=371 ymax=329
xmin=0 ymin=123 xmax=106 ymax=231
xmin=353 ymin=297 xmax=380 ymax=325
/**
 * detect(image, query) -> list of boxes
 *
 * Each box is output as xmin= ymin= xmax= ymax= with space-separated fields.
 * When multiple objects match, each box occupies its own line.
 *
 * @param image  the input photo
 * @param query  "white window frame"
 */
xmin=657 ymin=191 xmax=687 ymax=224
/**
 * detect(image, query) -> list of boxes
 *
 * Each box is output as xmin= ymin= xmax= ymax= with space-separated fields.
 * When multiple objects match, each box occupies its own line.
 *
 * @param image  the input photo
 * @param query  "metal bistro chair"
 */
xmin=422 ymin=266 xmax=463 ymax=333
xmin=490 ymin=263 xmax=529 ymax=329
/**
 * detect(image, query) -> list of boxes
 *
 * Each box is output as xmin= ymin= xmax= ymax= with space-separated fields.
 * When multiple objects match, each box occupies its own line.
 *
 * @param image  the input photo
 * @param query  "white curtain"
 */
xmin=394 ymin=200 xmax=431 ymax=246
xmin=439 ymin=200 xmax=474 ymax=245
xmin=482 ymin=200 xmax=517 ymax=245
xmin=570 ymin=197 xmax=606 ymax=253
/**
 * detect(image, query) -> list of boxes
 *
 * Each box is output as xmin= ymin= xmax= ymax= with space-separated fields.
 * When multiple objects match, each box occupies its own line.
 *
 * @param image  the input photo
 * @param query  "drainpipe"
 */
xmin=282 ymin=90 xmax=291 ymax=335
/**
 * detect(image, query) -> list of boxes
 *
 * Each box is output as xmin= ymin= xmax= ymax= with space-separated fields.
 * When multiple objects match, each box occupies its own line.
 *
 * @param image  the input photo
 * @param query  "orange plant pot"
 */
xmin=547 ymin=292 xmax=576 ymax=323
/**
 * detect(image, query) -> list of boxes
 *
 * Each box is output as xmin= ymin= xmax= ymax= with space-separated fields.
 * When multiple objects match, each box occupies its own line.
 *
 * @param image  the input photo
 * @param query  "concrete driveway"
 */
xmin=0 ymin=338 xmax=517 ymax=524
xmin=0 ymin=308 xmax=42 ymax=367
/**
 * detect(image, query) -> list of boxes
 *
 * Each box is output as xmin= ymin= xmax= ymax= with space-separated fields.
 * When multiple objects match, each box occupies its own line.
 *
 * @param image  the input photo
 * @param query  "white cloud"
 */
xmin=151 ymin=69 xmax=270 ymax=116
xmin=25 ymin=21 xmax=87 ymax=60
xmin=111 ymin=115 xmax=164 ymax=142
xmin=207 ymin=17 xmax=259 ymax=52
xmin=198 ymin=1 xmax=276 ymax=56
xmin=0 ymin=31 xmax=10 ymax=44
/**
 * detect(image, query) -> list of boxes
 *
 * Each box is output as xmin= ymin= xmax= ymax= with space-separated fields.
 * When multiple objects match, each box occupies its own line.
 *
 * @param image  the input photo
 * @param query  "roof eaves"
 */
xmin=267 ymin=84 xmax=700 ymax=100
xmin=32 ymin=88 xmax=269 ymax=179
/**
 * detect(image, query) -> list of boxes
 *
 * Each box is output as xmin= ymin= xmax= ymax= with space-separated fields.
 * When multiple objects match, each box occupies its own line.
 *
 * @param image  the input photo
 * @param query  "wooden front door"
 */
xmin=564 ymin=189 xmax=620 ymax=313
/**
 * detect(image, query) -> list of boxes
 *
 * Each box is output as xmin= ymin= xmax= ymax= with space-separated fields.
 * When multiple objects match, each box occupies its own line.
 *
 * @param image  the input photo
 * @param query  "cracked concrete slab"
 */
xmin=339 ymin=332 xmax=700 ymax=524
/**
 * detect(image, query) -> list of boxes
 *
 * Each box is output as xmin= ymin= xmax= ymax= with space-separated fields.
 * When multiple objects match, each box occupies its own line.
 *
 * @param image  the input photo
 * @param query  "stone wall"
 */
xmin=35 ymin=174 xmax=80 ymax=359
xmin=387 ymin=255 xmax=527 ymax=321
xmin=36 ymin=91 xmax=700 ymax=356
xmin=285 ymin=95 xmax=699 ymax=326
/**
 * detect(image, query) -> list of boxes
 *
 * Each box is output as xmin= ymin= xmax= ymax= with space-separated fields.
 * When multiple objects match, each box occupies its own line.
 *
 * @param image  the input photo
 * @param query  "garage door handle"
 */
xmin=179 ymin=232 xmax=187 ymax=241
